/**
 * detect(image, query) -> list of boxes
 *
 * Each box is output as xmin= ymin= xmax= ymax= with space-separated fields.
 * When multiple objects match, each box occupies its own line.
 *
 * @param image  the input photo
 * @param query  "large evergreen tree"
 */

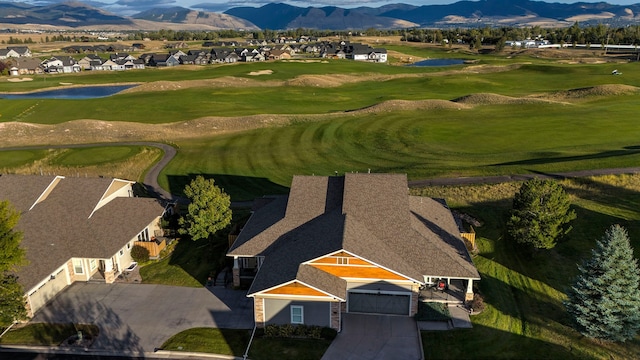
xmin=0 ymin=200 xmax=27 ymax=327
xmin=565 ymin=225 xmax=640 ymax=342
xmin=507 ymin=178 xmax=576 ymax=250
xmin=178 ymin=176 xmax=232 ymax=241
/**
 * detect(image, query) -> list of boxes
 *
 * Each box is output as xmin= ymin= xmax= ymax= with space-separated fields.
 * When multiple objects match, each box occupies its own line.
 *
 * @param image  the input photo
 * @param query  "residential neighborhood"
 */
xmin=1 ymin=40 xmax=387 ymax=75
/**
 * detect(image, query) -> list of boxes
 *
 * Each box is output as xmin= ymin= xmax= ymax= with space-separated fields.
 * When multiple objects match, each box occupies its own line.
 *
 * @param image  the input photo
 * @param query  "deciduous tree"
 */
xmin=0 ymin=200 xmax=27 ymax=327
xmin=565 ymin=225 xmax=640 ymax=342
xmin=507 ymin=178 xmax=576 ymax=250
xmin=178 ymin=176 xmax=232 ymax=241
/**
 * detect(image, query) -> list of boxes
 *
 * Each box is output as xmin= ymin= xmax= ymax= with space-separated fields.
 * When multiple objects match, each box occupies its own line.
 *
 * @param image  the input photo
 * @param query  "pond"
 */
xmin=407 ymin=59 xmax=467 ymax=67
xmin=0 ymin=84 xmax=136 ymax=99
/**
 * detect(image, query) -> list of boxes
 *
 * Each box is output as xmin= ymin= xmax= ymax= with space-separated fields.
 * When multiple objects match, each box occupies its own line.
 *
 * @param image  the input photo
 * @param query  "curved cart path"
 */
xmin=4 ymin=143 xmax=640 ymax=203
xmin=0 ymin=142 xmax=177 ymax=203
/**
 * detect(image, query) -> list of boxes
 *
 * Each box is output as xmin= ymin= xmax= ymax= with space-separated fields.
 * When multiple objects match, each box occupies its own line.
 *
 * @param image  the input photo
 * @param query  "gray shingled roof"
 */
xmin=0 ymin=175 xmax=164 ymax=291
xmin=229 ymin=173 xmax=480 ymax=298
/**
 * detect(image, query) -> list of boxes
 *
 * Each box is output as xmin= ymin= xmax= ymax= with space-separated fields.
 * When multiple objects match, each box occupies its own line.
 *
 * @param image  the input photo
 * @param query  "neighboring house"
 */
xmin=7 ymin=46 xmax=32 ymax=57
xmin=0 ymin=48 xmax=20 ymax=59
xmin=0 ymin=175 xmax=164 ymax=317
xmin=78 ymin=54 xmax=104 ymax=70
xmin=12 ymin=58 xmax=43 ymax=75
xmin=368 ymin=48 xmax=388 ymax=63
xmin=41 ymin=56 xmax=81 ymax=74
xmin=228 ymin=173 xmax=480 ymax=332
xmin=267 ymin=49 xmax=291 ymax=60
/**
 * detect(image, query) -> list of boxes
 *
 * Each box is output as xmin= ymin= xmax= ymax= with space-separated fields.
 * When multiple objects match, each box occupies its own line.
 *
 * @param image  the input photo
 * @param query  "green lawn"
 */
xmin=161 ymin=328 xmax=250 ymax=355
xmin=160 ymin=327 xmax=331 ymax=360
xmin=0 ymin=323 xmax=99 ymax=346
xmin=161 ymin=96 xmax=640 ymax=200
xmin=1 ymin=57 xmax=639 ymax=124
xmin=415 ymin=175 xmax=640 ymax=359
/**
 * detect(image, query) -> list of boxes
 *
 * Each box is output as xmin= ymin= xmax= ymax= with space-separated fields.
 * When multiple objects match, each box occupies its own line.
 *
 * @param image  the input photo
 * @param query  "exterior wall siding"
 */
xmin=263 ymin=298 xmax=330 ymax=327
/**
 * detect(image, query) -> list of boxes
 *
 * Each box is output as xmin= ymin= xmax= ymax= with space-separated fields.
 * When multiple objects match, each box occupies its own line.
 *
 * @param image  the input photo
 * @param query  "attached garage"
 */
xmin=28 ymin=268 xmax=68 ymax=313
xmin=348 ymin=292 xmax=411 ymax=316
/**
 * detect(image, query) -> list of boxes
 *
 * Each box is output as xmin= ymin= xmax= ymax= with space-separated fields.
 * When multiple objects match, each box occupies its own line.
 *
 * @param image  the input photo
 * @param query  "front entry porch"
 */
xmin=419 ymin=279 xmax=467 ymax=304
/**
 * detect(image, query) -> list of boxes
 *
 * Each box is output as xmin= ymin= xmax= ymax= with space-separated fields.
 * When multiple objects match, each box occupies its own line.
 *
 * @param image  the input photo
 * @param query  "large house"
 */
xmin=227 ymin=173 xmax=480 ymax=331
xmin=0 ymin=175 xmax=165 ymax=317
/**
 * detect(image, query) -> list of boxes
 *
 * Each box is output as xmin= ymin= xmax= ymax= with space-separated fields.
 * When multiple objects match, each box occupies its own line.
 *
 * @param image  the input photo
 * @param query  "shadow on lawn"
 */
xmin=458 ymin=174 xmax=640 ymax=294
xmin=166 ymin=174 xmax=288 ymax=202
xmin=490 ymin=145 xmax=640 ymax=167
xmin=422 ymin=322 xmax=609 ymax=359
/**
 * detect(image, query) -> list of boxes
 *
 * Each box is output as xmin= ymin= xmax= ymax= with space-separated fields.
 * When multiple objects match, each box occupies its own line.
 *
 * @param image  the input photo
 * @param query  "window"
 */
xmin=337 ymin=257 xmax=349 ymax=265
xmin=290 ymin=305 xmax=304 ymax=324
xmin=127 ymin=242 xmax=131 ymax=250
xmin=89 ymin=259 xmax=97 ymax=271
xmin=73 ymin=259 xmax=84 ymax=274
xmin=119 ymin=249 xmax=124 ymax=256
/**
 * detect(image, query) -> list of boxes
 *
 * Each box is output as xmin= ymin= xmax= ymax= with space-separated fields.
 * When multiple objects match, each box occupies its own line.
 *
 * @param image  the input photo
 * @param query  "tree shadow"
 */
xmin=166 ymin=174 xmax=289 ymax=202
xmin=29 ymin=286 xmax=145 ymax=356
xmin=489 ymin=145 xmax=640 ymax=167
xmin=451 ymin=183 xmax=640 ymax=295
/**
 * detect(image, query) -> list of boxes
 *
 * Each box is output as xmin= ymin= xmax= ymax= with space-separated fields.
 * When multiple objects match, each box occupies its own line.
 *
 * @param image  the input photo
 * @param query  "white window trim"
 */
xmin=291 ymin=305 xmax=304 ymax=324
xmin=73 ymin=259 xmax=84 ymax=274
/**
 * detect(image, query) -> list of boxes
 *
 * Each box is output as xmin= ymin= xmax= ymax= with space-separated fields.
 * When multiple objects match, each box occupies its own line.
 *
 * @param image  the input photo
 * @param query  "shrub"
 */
xmin=263 ymin=324 xmax=334 ymax=339
xmin=470 ymin=293 xmax=486 ymax=314
xmin=130 ymin=244 xmax=150 ymax=262
xmin=320 ymin=327 xmax=337 ymax=340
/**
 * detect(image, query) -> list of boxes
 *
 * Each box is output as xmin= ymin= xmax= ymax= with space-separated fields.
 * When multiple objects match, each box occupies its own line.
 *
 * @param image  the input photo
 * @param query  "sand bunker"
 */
xmin=7 ymin=77 xmax=33 ymax=82
xmin=248 ymin=69 xmax=273 ymax=76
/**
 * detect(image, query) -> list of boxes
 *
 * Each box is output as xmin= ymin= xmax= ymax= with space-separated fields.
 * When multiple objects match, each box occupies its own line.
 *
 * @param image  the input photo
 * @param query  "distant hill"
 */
xmin=132 ymin=6 xmax=258 ymax=30
xmin=2 ymin=0 xmax=640 ymax=30
xmin=225 ymin=0 xmax=640 ymax=29
xmin=380 ymin=0 xmax=640 ymax=27
xmin=0 ymin=1 xmax=132 ymax=27
xmin=225 ymin=2 xmax=418 ymax=30
xmin=0 ymin=1 xmax=257 ymax=30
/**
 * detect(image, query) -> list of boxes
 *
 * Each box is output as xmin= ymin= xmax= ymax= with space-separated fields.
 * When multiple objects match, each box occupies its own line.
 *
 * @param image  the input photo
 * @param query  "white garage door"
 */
xmin=348 ymin=292 xmax=411 ymax=316
xmin=29 ymin=269 xmax=68 ymax=312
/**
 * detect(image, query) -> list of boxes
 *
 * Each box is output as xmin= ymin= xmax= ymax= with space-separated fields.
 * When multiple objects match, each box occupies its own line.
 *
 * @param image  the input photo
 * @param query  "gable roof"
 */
xmin=0 ymin=175 xmax=164 ymax=291
xmin=229 ymin=173 xmax=479 ymax=298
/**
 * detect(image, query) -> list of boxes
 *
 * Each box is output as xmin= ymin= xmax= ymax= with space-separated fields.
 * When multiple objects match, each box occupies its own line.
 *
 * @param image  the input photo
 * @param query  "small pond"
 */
xmin=407 ymin=59 xmax=467 ymax=67
xmin=0 ymin=85 xmax=135 ymax=99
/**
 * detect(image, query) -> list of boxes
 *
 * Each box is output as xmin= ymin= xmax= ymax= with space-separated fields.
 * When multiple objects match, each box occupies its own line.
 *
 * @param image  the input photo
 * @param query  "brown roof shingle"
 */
xmin=229 ymin=173 xmax=480 ymax=297
xmin=0 ymin=175 xmax=164 ymax=290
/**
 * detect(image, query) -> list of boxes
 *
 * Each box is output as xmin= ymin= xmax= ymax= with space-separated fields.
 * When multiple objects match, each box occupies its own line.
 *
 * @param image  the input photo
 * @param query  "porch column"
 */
xmin=232 ymin=256 xmax=240 ymax=288
xmin=104 ymin=259 xmax=116 ymax=284
xmin=465 ymin=279 xmax=474 ymax=302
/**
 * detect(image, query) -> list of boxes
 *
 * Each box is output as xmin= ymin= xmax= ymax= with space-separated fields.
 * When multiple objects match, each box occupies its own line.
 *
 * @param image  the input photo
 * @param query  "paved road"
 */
xmin=31 ymin=283 xmax=253 ymax=354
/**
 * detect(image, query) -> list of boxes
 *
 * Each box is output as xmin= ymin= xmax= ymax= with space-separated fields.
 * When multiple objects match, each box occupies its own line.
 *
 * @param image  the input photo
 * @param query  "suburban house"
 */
xmin=0 ymin=175 xmax=165 ymax=317
xmin=227 ymin=173 xmax=480 ymax=331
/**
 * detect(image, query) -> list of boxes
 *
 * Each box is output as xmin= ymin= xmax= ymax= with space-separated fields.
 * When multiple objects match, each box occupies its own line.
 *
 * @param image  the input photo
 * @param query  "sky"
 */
xmin=13 ymin=0 xmax=640 ymax=15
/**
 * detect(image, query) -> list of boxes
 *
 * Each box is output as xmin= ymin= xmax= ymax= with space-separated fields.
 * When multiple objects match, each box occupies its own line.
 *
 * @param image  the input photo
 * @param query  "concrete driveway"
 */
xmin=321 ymin=314 xmax=423 ymax=360
xmin=31 ymin=283 xmax=253 ymax=355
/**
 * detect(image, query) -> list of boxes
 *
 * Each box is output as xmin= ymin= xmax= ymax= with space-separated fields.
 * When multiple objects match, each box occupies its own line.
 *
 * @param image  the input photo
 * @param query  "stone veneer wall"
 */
xmin=330 ymin=302 xmax=341 ymax=331
xmin=254 ymin=297 xmax=265 ymax=328
xmin=66 ymin=260 xmax=77 ymax=283
xmin=411 ymin=284 xmax=421 ymax=316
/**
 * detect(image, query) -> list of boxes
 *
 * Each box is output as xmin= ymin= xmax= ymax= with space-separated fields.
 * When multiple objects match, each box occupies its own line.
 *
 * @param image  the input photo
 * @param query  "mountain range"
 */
xmin=1 ymin=0 xmax=640 ymax=30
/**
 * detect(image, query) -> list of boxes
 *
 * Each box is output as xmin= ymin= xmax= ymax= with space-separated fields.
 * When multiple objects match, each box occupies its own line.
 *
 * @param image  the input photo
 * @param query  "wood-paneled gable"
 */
xmin=262 ymin=281 xmax=329 ymax=297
